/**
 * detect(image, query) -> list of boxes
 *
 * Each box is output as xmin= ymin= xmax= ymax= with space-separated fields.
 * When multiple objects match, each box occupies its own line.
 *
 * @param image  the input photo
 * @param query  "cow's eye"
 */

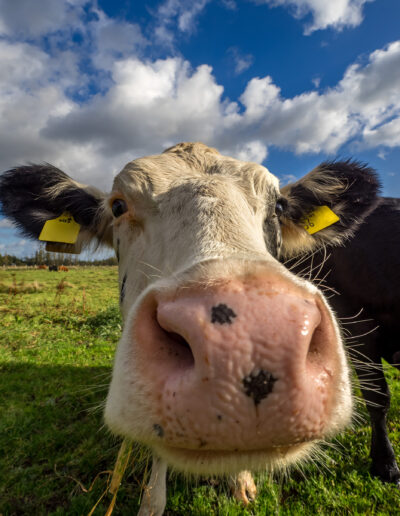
xmin=275 ymin=198 xmax=287 ymax=218
xmin=111 ymin=199 xmax=127 ymax=218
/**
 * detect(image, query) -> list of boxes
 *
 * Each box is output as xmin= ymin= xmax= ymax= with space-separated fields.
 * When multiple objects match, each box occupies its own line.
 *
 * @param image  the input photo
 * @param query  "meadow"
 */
xmin=1 ymin=266 xmax=399 ymax=515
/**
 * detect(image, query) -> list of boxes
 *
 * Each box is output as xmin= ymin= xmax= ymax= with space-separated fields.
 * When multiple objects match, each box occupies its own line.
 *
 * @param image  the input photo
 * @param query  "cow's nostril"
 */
xmin=155 ymin=314 xmax=195 ymax=368
xmin=166 ymin=331 xmax=191 ymax=350
xmin=305 ymin=309 xmax=326 ymax=367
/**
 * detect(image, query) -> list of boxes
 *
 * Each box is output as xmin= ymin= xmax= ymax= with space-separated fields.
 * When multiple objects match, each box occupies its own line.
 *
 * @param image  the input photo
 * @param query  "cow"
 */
xmin=48 ymin=265 xmax=58 ymax=271
xmin=37 ymin=264 xmax=48 ymax=269
xmin=59 ymin=265 xmax=69 ymax=271
xmin=0 ymin=143 xmax=380 ymax=515
xmin=282 ymin=192 xmax=400 ymax=487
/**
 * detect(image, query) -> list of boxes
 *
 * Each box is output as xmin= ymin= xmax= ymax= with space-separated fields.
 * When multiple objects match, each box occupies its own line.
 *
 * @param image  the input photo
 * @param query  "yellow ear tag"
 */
xmin=301 ymin=205 xmax=340 ymax=235
xmin=39 ymin=212 xmax=81 ymax=244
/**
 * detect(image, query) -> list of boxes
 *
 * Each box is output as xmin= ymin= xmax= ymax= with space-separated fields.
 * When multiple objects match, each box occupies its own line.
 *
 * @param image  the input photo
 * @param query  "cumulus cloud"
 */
xmin=0 ymin=0 xmax=399 ymax=199
xmin=0 ymin=0 xmax=87 ymax=37
xmin=0 ymin=1 xmax=146 ymax=86
xmin=153 ymin=0 xmax=211 ymax=46
xmin=363 ymin=118 xmax=400 ymax=149
xmin=0 ymin=1 xmax=148 ymax=189
xmin=234 ymin=40 xmax=400 ymax=154
xmin=88 ymin=8 xmax=148 ymax=70
xmin=21 ymin=38 xmax=400 ymax=169
xmin=231 ymin=141 xmax=268 ymax=163
xmin=42 ymin=58 xmax=228 ymax=158
xmin=252 ymin=0 xmax=375 ymax=34
xmin=2 ymin=38 xmax=400 ymax=190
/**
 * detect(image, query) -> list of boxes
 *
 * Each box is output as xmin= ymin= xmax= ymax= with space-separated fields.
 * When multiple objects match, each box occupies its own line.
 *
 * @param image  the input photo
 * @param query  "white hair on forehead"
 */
xmin=112 ymin=142 xmax=279 ymax=210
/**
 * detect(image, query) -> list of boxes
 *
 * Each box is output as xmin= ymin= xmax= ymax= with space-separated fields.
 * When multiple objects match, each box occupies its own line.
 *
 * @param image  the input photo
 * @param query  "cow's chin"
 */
xmin=151 ymin=442 xmax=316 ymax=476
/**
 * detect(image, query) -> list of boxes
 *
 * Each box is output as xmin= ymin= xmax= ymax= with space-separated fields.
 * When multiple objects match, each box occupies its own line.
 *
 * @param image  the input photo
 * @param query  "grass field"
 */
xmin=1 ymin=266 xmax=399 ymax=515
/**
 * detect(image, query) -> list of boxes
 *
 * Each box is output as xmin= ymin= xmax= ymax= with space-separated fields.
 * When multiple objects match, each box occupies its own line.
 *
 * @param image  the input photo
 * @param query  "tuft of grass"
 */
xmin=1 ymin=266 xmax=399 ymax=515
xmin=0 ymin=278 xmax=43 ymax=294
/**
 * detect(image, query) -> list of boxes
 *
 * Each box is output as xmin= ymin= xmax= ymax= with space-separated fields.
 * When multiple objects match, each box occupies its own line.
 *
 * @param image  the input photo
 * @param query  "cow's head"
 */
xmin=0 ymin=143 xmax=380 ymax=475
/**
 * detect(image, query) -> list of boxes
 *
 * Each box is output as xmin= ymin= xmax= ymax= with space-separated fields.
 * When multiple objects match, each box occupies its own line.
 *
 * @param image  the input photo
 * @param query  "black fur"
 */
xmin=283 ymin=160 xmax=381 ymax=235
xmin=287 ymin=197 xmax=400 ymax=486
xmin=0 ymin=164 xmax=102 ymax=239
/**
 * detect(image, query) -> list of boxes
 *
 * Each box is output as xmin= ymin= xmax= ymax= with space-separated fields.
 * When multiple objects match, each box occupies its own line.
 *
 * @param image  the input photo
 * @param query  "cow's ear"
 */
xmin=279 ymin=160 xmax=381 ymax=259
xmin=0 ymin=164 xmax=113 ymax=250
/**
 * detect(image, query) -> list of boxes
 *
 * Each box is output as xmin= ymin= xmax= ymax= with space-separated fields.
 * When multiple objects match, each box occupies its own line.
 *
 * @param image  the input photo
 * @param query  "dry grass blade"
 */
xmin=109 ymin=438 xmax=133 ymax=495
xmin=86 ymin=439 xmax=133 ymax=516
xmin=98 ymin=438 xmax=134 ymax=516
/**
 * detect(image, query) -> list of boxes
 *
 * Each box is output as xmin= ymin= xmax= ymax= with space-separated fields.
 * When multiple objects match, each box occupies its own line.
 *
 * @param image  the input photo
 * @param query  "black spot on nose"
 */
xmin=211 ymin=303 xmax=237 ymax=324
xmin=153 ymin=423 xmax=164 ymax=438
xmin=243 ymin=369 xmax=277 ymax=406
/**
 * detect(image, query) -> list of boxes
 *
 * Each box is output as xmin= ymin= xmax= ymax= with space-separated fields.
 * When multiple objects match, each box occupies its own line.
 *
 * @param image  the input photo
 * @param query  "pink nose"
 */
xmin=134 ymin=275 xmax=339 ymax=451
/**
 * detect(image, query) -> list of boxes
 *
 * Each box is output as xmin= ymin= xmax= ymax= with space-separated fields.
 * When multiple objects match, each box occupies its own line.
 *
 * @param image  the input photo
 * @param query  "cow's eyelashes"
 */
xmin=111 ymin=198 xmax=128 ymax=218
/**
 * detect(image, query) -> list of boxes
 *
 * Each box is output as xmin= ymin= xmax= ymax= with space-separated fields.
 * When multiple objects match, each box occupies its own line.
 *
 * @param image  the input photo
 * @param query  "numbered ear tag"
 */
xmin=39 ymin=212 xmax=81 ymax=244
xmin=301 ymin=206 xmax=339 ymax=235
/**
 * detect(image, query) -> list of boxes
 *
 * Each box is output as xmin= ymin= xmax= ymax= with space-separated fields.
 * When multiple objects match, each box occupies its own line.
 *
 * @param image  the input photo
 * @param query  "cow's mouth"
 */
xmin=152 ymin=441 xmax=315 ymax=475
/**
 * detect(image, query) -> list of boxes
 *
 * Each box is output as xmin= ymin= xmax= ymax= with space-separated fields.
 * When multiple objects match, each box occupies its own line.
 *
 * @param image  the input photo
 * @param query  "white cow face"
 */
xmin=0 ymin=142 xmax=381 ymax=474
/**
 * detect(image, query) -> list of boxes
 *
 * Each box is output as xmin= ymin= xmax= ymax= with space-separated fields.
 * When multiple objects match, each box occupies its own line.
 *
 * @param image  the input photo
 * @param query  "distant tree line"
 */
xmin=0 ymin=246 xmax=117 ymax=266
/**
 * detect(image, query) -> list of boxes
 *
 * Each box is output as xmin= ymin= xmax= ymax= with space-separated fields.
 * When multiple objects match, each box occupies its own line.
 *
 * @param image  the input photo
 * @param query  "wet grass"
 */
xmin=0 ymin=267 xmax=399 ymax=515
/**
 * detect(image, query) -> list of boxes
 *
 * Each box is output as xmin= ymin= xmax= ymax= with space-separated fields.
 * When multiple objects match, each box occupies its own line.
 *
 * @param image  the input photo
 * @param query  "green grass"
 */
xmin=1 ymin=267 xmax=399 ymax=515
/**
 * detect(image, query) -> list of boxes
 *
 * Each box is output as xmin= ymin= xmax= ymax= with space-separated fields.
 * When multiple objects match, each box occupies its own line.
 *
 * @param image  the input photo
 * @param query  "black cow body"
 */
xmin=290 ymin=197 xmax=400 ymax=485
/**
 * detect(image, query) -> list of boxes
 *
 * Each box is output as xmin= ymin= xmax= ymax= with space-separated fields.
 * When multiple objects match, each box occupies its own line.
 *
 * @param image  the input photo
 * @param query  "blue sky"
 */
xmin=1 ymin=0 xmax=400 ymax=257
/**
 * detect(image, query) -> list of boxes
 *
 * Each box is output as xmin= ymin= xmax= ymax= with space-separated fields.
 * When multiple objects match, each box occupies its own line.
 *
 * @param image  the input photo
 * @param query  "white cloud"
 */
xmin=0 ymin=1 xmax=146 ymax=82
xmin=233 ymin=40 xmax=400 ymax=155
xmin=0 ymin=218 xmax=13 ymax=228
xmin=0 ymin=0 xmax=87 ymax=38
xmin=41 ymin=58 xmax=230 ymax=161
xmin=363 ymin=118 xmax=400 ymax=149
xmin=153 ymin=0 xmax=211 ymax=46
xmin=1 ymin=36 xmax=400 ymax=193
xmin=0 ymin=0 xmax=399 ymax=200
xmin=0 ymin=238 xmax=38 ymax=258
xmin=36 ymin=38 xmax=400 ymax=165
xmin=232 ymin=141 xmax=268 ymax=163
xmin=312 ymin=76 xmax=321 ymax=88
xmin=279 ymin=173 xmax=298 ymax=185
xmin=240 ymin=76 xmax=280 ymax=117
xmin=0 ymin=2 xmax=149 ymax=189
xmin=88 ymin=7 xmax=147 ymax=70
xmin=340 ymin=42 xmax=400 ymax=126
xmin=252 ymin=0 xmax=375 ymax=34
xmin=228 ymin=47 xmax=254 ymax=75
